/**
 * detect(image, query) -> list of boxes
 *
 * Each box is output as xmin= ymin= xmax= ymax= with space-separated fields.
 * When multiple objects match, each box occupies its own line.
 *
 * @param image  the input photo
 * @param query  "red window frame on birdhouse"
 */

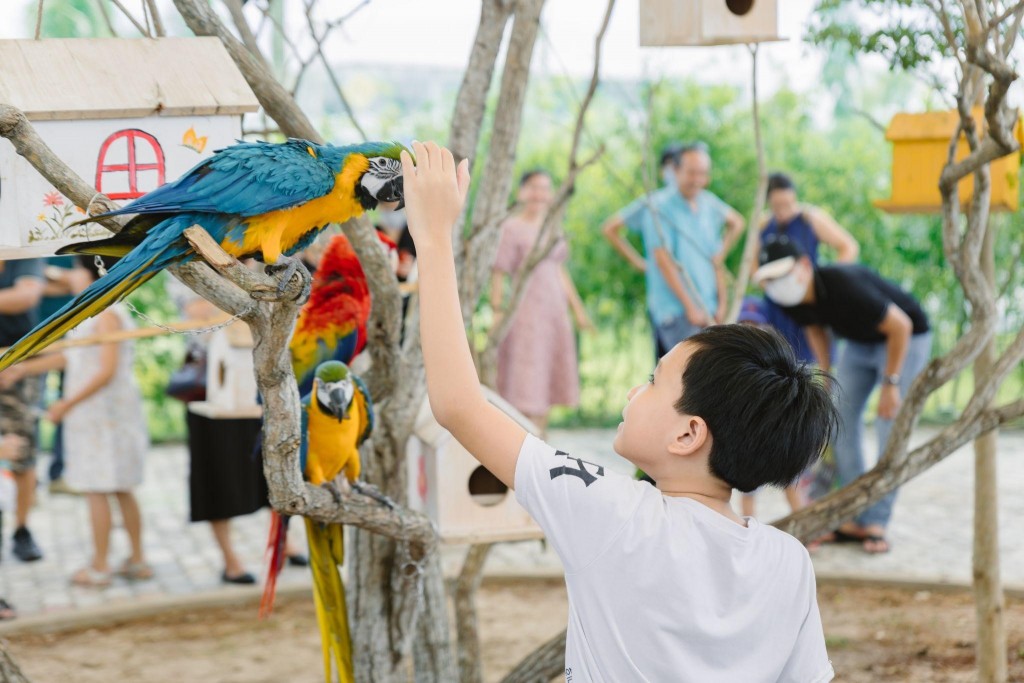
xmin=95 ymin=129 xmax=165 ymax=200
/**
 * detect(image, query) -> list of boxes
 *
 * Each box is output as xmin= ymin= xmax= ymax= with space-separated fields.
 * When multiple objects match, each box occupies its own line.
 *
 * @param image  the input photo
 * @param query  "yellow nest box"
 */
xmin=875 ymin=109 xmax=1024 ymax=214
xmin=639 ymin=0 xmax=784 ymax=47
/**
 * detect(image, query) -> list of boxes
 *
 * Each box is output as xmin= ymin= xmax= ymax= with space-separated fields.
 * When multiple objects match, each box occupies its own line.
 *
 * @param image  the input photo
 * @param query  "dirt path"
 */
xmin=5 ymin=579 xmax=1023 ymax=682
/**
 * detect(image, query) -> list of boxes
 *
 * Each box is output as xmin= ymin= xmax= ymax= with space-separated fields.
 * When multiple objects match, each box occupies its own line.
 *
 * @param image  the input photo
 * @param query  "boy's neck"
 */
xmin=656 ymin=481 xmax=746 ymax=526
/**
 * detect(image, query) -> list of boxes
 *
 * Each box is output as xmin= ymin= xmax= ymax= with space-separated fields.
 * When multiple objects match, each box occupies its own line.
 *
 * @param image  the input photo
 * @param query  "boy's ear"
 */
xmin=667 ymin=415 xmax=709 ymax=457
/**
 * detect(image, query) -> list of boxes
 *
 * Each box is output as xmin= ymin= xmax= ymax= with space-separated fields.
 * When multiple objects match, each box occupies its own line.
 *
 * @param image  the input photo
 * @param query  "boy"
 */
xmin=404 ymin=142 xmax=837 ymax=682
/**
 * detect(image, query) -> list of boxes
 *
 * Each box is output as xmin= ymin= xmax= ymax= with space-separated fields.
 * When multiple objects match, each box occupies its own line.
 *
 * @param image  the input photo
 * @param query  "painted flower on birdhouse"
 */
xmin=181 ymin=126 xmax=208 ymax=153
xmin=29 ymin=191 xmax=94 ymax=243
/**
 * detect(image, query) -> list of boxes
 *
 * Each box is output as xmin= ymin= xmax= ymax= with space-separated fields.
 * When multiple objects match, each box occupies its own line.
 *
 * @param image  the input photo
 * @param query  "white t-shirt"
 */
xmin=514 ymin=434 xmax=834 ymax=683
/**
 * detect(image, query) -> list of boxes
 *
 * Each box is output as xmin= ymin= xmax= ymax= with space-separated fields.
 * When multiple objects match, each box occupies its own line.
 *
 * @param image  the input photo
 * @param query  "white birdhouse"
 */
xmin=189 ymin=322 xmax=262 ymax=420
xmin=639 ymin=0 xmax=783 ymax=47
xmin=406 ymin=388 xmax=543 ymax=545
xmin=0 ymin=37 xmax=259 ymax=260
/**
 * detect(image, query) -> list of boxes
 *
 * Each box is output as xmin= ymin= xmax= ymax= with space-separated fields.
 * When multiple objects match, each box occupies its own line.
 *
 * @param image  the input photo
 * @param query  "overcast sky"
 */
xmin=3 ymin=1 xmax=823 ymax=91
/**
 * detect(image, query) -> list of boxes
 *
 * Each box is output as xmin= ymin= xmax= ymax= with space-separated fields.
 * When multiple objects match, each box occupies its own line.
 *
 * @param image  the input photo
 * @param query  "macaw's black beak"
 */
xmin=328 ymin=387 xmax=351 ymax=421
xmin=377 ymin=176 xmax=404 ymax=209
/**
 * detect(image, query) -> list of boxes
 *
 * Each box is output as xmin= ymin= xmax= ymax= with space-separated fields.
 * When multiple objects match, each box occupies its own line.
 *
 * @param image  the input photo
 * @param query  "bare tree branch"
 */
xmin=302 ymin=0 xmax=368 ymax=140
xmin=224 ymin=0 xmax=271 ymax=70
xmin=144 ymin=0 xmax=165 ymax=36
xmin=109 ymin=0 xmax=151 ymax=36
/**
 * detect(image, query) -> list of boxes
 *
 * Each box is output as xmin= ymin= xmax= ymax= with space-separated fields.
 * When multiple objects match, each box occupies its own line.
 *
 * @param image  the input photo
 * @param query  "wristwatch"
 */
xmin=882 ymin=374 xmax=901 ymax=386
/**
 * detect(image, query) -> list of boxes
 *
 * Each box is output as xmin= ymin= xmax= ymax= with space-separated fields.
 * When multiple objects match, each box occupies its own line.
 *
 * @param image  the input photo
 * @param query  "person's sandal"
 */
xmin=70 ymin=566 xmax=112 ymax=588
xmin=862 ymin=535 xmax=890 ymax=554
xmin=117 ymin=560 xmax=154 ymax=581
xmin=0 ymin=598 xmax=16 ymax=621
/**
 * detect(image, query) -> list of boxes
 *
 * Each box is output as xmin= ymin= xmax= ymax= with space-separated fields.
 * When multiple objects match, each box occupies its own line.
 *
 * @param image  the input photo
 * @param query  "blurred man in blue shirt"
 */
xmin=603 ymin=143 xmax=744 ymax=356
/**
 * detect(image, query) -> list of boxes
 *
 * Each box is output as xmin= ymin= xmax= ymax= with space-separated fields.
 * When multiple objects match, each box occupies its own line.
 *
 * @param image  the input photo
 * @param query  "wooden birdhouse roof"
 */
xmin=0 ymin=38 xmax=260 ymax=121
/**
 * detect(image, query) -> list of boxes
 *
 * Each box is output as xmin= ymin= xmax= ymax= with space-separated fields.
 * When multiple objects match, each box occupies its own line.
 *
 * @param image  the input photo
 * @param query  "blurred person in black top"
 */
xmin=754 ymin=235 xmax=931 ymax=554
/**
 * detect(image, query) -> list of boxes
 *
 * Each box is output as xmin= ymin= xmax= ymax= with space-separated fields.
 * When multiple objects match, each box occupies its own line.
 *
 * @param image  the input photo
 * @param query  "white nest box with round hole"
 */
xmin=405 ymin=388 xmax=543 ymax=545
xmin=639 ymin=0 xmax=783 ymax=47
xmin=188 ymin=322 xmax=262 ymax=419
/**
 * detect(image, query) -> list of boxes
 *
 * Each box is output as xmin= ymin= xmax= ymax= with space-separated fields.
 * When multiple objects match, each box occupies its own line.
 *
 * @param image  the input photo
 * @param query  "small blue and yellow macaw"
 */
xmin=0 ymin=138 xmax=408 ymax=373
xmin=261 ymin=360 xmax=373 ymax=683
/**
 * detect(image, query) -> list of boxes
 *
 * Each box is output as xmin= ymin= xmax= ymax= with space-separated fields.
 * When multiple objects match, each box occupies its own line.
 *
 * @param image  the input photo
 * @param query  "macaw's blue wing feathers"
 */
xmin=78 ymin=139 xmax=337 ymax=224
xmin=0 ymin=252 xmax=158 ymax=371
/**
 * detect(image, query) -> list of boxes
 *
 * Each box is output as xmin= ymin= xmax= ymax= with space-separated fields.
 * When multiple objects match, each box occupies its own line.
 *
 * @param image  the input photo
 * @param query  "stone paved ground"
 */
xmin=2 ymin=426 xmax=1022 ymax=621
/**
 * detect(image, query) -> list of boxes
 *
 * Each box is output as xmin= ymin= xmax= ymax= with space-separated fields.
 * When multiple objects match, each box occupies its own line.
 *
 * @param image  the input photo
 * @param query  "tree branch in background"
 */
xmin=459 ymin=0 xmax=545 ymax=320
xmin=224 ymin=0 xmax=271 ymax=71
xmin=302 ymin=0 xmax=368 ymax=140
xmin=144 ymin=0 xmax=165 ymax=36
xmin=726 ymin=43 xmax=768 ymax=323
xmin=109 ymin=0 xmax=151 ymax=36
xmin=94 ymin=0 xmax=119 ymax=36
xmin=484 ymin=0 xmax=612 ymax=363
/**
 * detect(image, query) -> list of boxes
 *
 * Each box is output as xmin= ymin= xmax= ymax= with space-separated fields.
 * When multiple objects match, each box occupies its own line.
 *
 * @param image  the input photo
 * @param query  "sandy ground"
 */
xmin=5 ymin=579 xmax=1024 ymax=682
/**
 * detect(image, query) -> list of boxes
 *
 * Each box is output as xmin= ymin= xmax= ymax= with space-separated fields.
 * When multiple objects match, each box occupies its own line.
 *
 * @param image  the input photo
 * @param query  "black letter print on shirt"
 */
xmin=549 ymin=451 xmax=605 ymax=487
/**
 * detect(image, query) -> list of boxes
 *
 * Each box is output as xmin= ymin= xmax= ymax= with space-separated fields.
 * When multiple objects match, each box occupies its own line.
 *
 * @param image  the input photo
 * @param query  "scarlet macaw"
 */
xmin=0 ymin=138 xmax=408 ymax=372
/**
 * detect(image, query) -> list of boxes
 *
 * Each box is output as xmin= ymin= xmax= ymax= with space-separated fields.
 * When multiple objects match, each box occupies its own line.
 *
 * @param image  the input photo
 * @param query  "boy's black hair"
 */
xmin=77 ymin=255 xmax=117 ymax=281
xmin=675 ymin=324 xmax=838 ymax=492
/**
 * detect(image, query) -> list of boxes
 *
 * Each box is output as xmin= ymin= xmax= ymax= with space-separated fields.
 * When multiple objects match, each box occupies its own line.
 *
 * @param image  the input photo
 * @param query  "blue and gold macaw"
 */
xmin=261 ymin=360 xmax=374 ymax=683
xmin=0 ymin=139 xmax=408 ymax=372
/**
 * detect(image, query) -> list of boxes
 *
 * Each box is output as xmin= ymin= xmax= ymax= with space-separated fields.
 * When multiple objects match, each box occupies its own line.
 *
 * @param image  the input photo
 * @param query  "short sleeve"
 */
xmin=10 ymin=259 xmax=44 ymax=282
xmin=706 ymin=191 xmax=730 ymax=224
xmin=778 ymin=570 xmax=834 ymax=683
xmin=619 ymin=195 xmax=649 ymax=234
xmin=492 ymin=222 xmax=522 ymax=274
xmin=514 ymin=434 xmax=645 ymax=572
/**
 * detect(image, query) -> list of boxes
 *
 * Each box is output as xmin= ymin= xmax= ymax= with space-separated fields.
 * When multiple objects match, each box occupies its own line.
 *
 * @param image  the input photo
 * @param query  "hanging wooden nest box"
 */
xmin=639 ymin=0 xmax=783 ymax=47
xmin=405 ymin=388 xmax=543 ymax=545
xmin=188 ymin=322 xmax=262 ymax=419
xmin=875 ymin=109 xmax=1024 ymax=214
xmin=0 ymin=38 xmax=259 ymax=259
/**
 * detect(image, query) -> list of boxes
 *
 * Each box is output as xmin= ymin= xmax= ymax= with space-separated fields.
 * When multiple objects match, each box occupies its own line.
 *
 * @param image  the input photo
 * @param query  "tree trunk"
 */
xmin=972 ymin=220 xmax=1007 ymax=682
xmin=455 ymin=544 xmax=494 ymax=683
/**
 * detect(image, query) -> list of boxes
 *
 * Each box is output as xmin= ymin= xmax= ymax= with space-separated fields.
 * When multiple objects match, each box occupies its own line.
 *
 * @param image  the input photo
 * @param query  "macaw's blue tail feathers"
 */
xmin=306 ymin=518 xmax=354 ymax=683
xmin=0 ymin=253 xmax=158 ymax=372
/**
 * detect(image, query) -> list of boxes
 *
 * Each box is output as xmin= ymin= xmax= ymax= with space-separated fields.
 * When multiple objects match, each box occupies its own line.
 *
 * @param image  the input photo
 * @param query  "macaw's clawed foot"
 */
xmin=253 ymin=255 xmax=311 ymax=303
xmin=321 ymin=480 xmax=345 ymax=506
xmin=352 ymin=480 xmax=396 ymax=510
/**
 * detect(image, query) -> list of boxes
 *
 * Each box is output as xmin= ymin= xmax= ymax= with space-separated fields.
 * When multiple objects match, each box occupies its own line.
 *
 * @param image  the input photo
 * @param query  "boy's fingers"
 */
xmin=457 ymin=158 xmax=471 ymax=199
xmin=400 ymin=150 xmax=415 ymax=180
xmin=411 ymin=141 xmax=429 ymax=169
xmin=425 ymin=141 xmax=442 ymax=170
xmin=440 ymin=146 xmax=455 ymax=174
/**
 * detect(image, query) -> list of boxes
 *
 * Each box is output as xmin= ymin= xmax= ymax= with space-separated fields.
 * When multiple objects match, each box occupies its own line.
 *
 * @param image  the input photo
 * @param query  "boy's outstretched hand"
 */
xmin=401 ymin=141 xmax=470 ymax=250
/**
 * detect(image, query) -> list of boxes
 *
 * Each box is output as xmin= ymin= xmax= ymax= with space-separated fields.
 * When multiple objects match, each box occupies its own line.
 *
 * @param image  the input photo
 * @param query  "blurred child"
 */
xmin=0 ymin=257 xmax=150 ymax=587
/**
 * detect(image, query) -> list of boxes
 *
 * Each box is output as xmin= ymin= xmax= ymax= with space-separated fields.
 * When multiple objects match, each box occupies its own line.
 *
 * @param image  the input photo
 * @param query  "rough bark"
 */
xmin=449 ymin=0 xmax=514 ymax=166
xmin=972 ymin=222 xmax=1006 ymax=682
xmin=459 ymin=0 xmax=545 ymax=320
xmin=455 ymin=544 xmax=494 ymax=683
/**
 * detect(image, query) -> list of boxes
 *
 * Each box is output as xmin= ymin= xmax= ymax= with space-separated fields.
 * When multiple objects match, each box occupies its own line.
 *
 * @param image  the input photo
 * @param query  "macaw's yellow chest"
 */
xmin=223 ymin=154 xmax=370 ymax=263
xmin=305 ymin=400 xmax=362 ymax=486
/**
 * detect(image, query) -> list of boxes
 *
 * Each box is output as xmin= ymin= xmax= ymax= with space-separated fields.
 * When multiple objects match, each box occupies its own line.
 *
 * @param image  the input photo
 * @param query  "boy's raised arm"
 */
xmin=403 ymin=142 xmax=527 ymax=489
